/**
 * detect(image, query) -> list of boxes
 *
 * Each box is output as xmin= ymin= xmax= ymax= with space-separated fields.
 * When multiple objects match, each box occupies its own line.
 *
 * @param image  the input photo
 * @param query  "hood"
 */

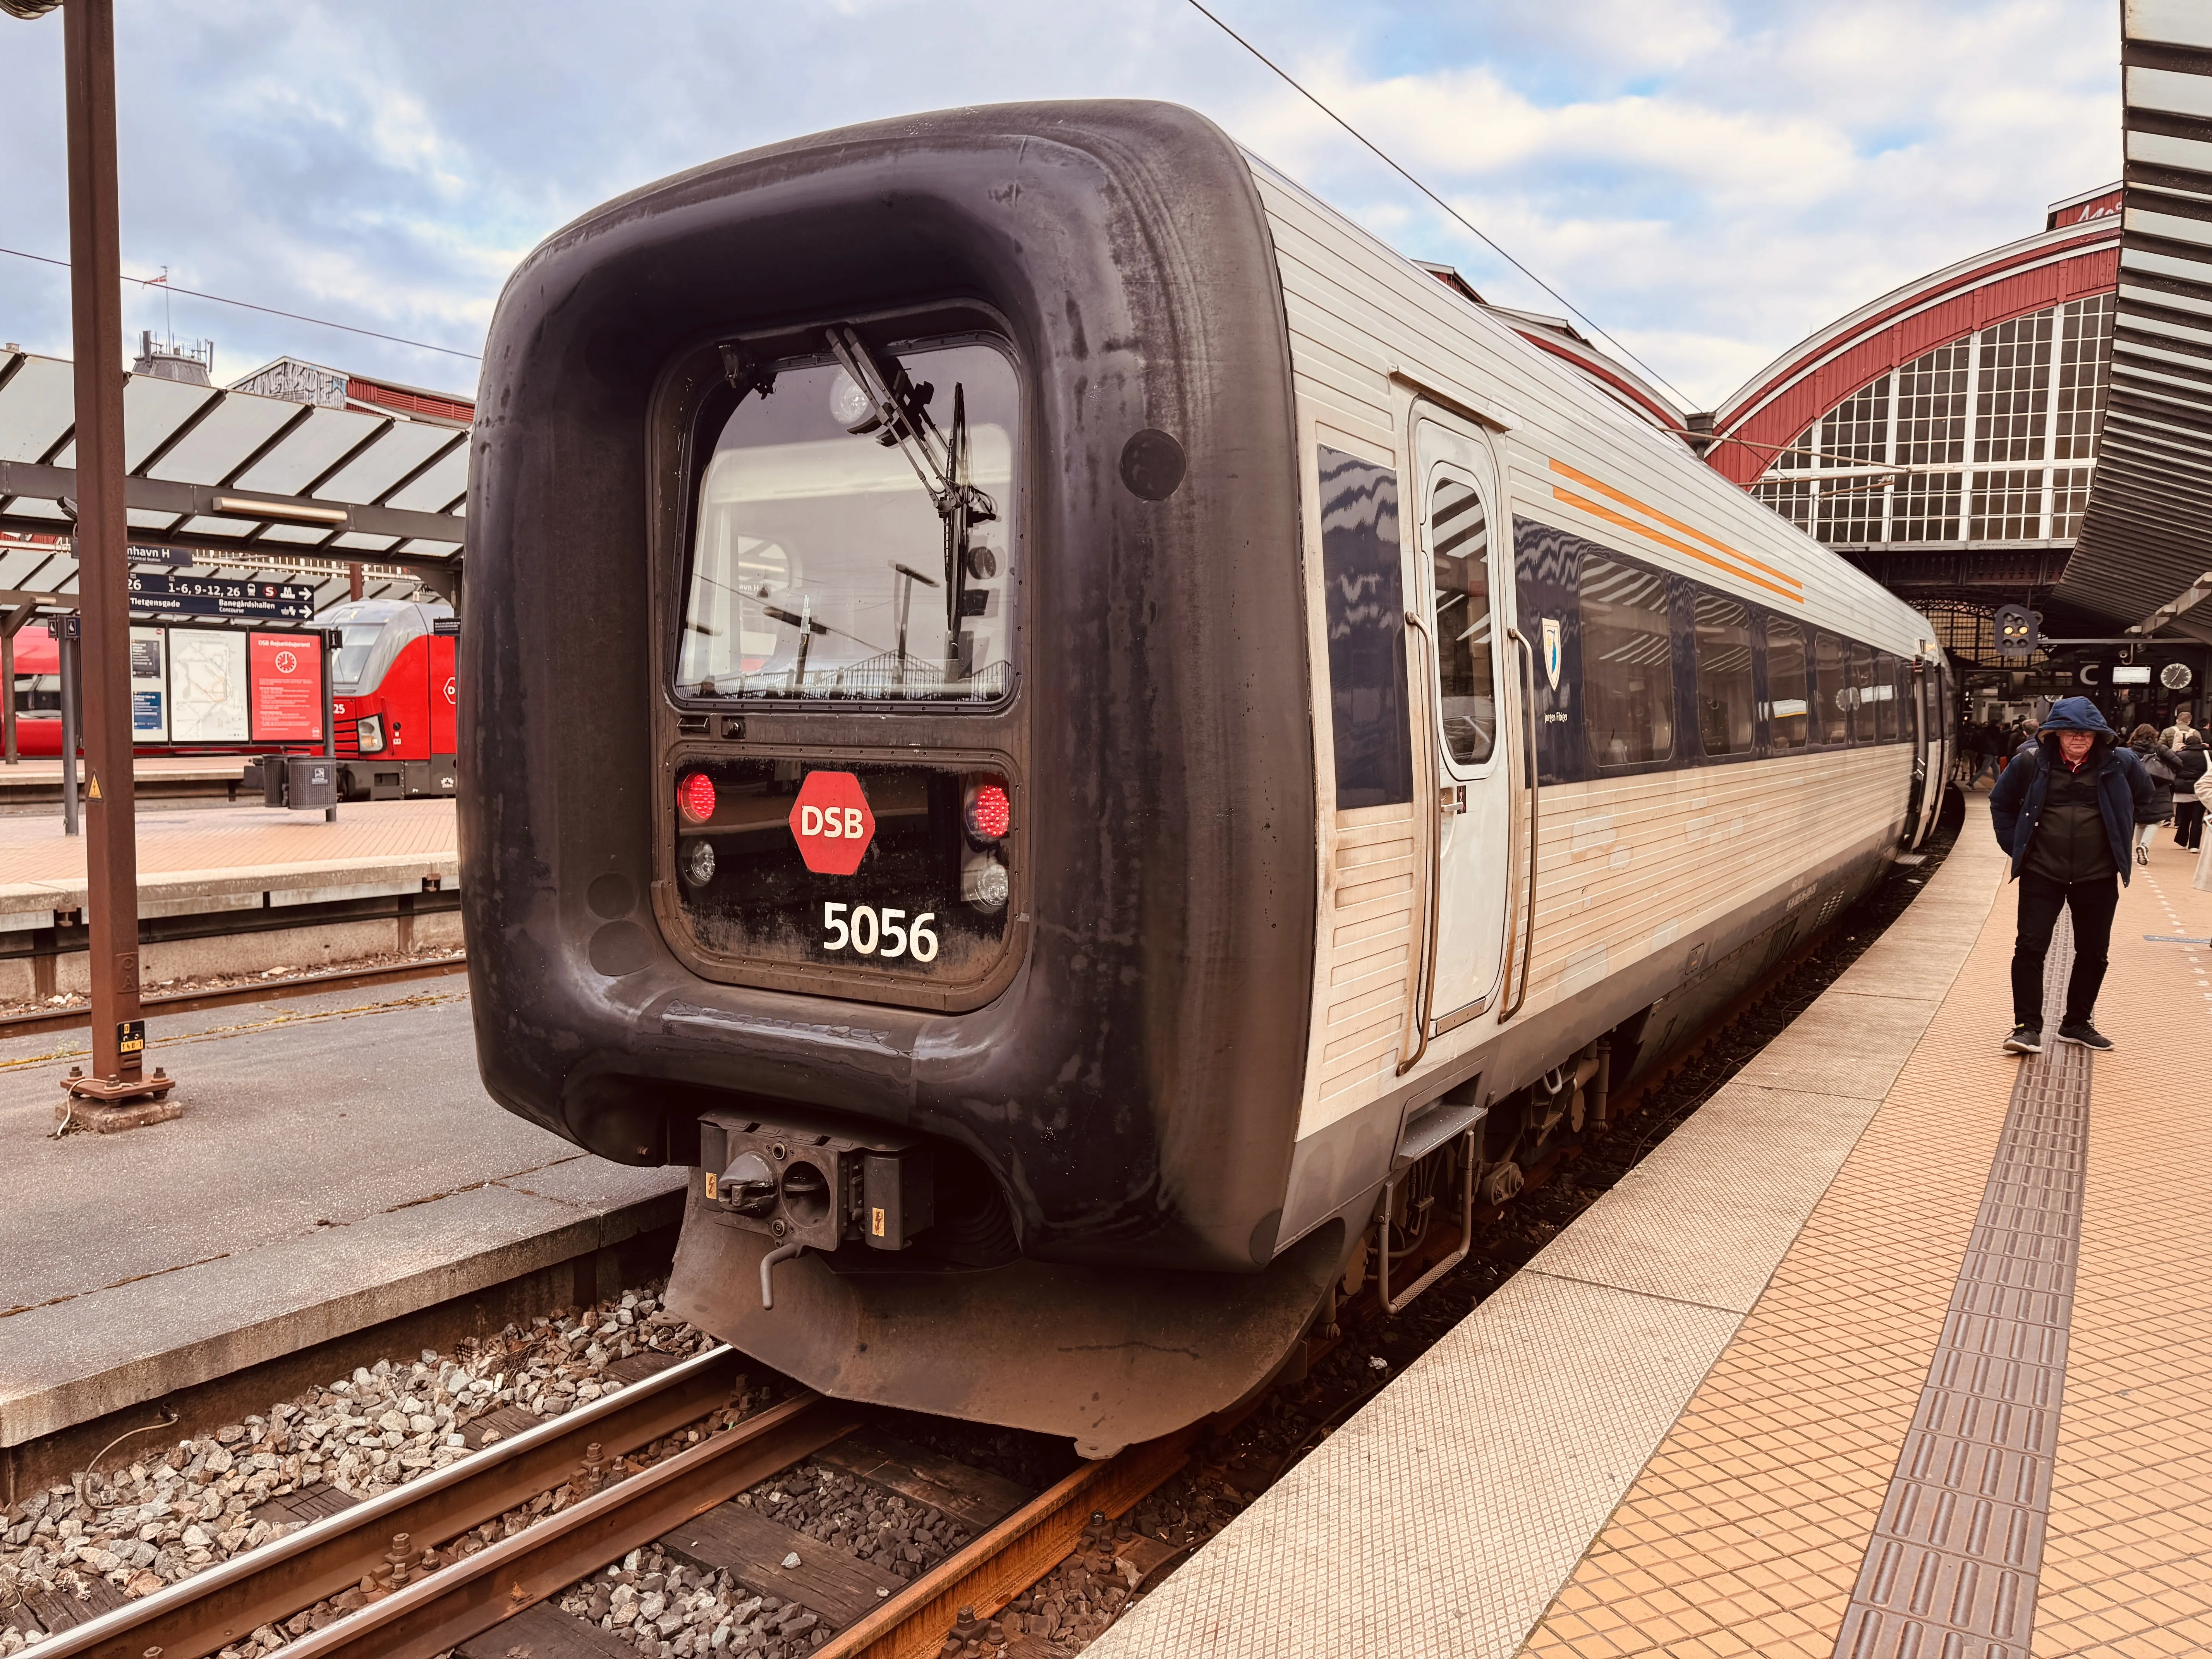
xmin=2039 ymin=696 xmax=2116 ymax=738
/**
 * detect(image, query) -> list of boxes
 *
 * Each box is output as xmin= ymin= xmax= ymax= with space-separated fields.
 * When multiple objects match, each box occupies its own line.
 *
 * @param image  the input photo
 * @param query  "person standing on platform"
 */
xmin=2195 ymin=757 xmax=2212 ymax=893
xmin=1989 ymin=697 xmax=2154 ymax=1054
xmin=2160 ymin=707 xmax=2198 ymax=752
xmin=1972 ymin=717 xmax=2006 ymax=789
xmin=2128 ymin=723 xmax=2179 ymax=864
xmin=2174 ymin=733 xmax=2209 ymax=853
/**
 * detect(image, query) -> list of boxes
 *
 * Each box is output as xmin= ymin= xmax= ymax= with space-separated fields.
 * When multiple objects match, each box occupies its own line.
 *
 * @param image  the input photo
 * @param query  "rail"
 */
xmin=29 ymin=1340 xmax=1204 ymax=1659
xmin=0 ymin=956 xmax=466 ymax=1040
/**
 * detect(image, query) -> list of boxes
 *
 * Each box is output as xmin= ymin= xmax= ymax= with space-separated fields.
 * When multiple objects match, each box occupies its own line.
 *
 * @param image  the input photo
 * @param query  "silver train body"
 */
xmin=462 ymin=102 xmax=1948 ymax=1456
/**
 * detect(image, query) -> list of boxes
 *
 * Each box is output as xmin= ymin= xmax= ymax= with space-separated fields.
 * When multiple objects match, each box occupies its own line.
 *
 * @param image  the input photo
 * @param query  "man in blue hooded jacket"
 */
xmin=1988 ymin=696 xmax=2155 ymax=1054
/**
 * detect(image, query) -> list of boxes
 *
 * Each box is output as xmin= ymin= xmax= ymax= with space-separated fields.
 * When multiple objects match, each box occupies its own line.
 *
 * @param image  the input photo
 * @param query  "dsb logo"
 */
xmin=799 ymin=805 xmax=864 ymax=840
xmin=788 ymin=771 xmax=876 ymax=876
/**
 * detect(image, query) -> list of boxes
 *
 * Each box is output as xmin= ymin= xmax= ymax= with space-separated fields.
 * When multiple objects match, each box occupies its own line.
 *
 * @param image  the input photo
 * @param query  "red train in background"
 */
xmin=325 ymin=598 xmax=459 ymax=799
xmin=6 ymin=596 xmax=457 ymax=800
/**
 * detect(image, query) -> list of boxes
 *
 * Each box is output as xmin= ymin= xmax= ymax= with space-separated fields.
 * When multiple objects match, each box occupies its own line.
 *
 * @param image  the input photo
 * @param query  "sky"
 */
xmin=0 ymin=0 xmax=2119 ymax=412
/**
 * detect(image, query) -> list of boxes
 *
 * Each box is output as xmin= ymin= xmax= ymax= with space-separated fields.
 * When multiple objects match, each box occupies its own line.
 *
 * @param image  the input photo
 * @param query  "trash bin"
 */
xmin=257 ymin=757 xmax=287 ymax=807
xmin=285 ymin=756 xmax=337 ymax=810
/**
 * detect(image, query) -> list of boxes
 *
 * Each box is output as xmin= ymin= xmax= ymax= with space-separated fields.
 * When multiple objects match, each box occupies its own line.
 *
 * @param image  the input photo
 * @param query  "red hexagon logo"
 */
xmin=788 ymin=771 xmax=876 ymax=875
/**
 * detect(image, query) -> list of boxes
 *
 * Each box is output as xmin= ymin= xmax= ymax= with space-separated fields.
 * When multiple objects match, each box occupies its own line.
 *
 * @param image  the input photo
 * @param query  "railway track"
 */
xmin=16 ymin=1345 xmax=1198 ymax=1659
xmin=0 ymin=957 xmax=467 ymax=1041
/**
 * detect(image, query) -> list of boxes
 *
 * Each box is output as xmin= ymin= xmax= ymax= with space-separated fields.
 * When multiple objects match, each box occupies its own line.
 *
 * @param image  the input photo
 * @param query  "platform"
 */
xmin=1091 ymin=801 xmax=2212 ymax=1659
xmin=0 ymin=799 xmax=458 ymax=995
xmin=0 ymin=975 xmax=683 ymax=1478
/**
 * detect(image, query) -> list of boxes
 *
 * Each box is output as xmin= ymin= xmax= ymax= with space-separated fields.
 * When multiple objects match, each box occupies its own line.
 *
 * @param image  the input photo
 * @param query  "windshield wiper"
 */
xmin=826 ymin=326 xmax=997 ymax=653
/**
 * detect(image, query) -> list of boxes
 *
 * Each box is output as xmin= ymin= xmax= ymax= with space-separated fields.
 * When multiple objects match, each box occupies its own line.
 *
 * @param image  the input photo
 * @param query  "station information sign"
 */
xmin=127 ymin=571 xmax=316 ymax=621
xmin=249 ymin=632 xmax=325 ymax=741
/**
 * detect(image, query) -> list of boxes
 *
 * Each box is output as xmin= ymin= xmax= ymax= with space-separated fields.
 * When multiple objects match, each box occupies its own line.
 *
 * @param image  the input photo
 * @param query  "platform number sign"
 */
xmin=117 ymin=1019 xmax=145 ymax=1059
xmin=788 ymin=771 xmax=877 ymax=875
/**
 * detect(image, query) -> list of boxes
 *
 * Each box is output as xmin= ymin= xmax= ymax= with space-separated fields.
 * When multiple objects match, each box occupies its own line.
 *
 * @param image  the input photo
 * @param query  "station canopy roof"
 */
xmin=2053 ymin=4 xmax=2212 ymax=631
xmin=0 ymin=345 xmax=468 ymax=600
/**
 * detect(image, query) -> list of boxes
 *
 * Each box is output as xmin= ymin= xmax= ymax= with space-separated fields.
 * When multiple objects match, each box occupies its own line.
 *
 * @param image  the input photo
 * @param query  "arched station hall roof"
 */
xmin=1696 ymin=197 xmax=2121 ymax=633
xmin=1700 ymin=4 xmax=2212 ymax=638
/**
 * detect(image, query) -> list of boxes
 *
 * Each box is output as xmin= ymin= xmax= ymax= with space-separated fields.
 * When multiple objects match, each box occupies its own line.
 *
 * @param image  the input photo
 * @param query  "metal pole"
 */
xmin=322 ymin=624 xmax=336 ymax=823
xmin=1 ymin=611 xmax=18 ymax=764
xmin=63 ymin=0 xmax=162 ymax=1106
xmin=57 ymin=621 xmax=78 ymax=835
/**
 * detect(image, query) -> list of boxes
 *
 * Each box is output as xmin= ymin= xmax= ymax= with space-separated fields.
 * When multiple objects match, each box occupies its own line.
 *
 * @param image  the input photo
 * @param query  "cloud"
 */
xmin=0 ymin=0 xmax=2119 ymax=408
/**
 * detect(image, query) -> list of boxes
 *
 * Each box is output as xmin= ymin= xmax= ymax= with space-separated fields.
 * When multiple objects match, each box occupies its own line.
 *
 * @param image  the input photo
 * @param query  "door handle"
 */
xmin=1398 ymin=609 xmax=1440 ymax=1079
xmin=1501 ymin=626 xmax=1540 ymax=1021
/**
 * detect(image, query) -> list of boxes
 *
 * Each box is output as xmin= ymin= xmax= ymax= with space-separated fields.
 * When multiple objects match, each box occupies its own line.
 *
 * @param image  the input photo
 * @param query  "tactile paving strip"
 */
xmin=1828 ymin=920 xmax=2090 ymax=1659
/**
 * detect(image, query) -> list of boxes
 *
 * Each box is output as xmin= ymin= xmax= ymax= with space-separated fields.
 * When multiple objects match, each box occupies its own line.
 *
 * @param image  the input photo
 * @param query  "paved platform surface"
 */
xmin=0 ymin=976 xmax=682 ymax=1448
xmin=0 ymin=799 xmax=457 ymax=918
xmin=1091 ymin=803 xmax=2212 ymax=1659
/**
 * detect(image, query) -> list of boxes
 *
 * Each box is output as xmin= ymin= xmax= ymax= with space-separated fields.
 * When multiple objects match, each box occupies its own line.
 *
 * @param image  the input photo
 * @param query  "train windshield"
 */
xmin=678 ymin=339 xmax=1017 ymax=704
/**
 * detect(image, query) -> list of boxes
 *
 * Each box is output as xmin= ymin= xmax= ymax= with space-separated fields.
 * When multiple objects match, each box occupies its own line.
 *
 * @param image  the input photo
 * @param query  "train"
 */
xmin=326 ymin=597 xmax=460 ymax=800
xmin=3 ymin=596 xmax=456 ymax=802
xmin=460 ymin=101 xmax=1950 ymax=1458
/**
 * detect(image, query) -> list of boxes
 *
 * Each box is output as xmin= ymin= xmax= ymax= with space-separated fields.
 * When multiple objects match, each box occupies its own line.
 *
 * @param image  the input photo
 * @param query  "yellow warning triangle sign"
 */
xmin=87 ymin=775 xmax=102 ymax=800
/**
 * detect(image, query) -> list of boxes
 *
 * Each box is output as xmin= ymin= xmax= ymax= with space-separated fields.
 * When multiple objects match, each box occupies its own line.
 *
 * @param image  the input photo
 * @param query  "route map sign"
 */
xmin=127 ymin=572 xmax=315 ymax=621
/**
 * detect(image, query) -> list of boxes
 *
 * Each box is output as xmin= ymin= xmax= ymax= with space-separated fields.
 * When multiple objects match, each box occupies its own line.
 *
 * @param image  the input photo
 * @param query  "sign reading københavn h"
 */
xmin=126 ymin=572 xmax=315 ymax=621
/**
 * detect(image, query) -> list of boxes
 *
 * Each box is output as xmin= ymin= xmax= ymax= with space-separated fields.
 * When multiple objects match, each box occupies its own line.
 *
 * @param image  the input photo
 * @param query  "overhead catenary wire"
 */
xmin=1182 ymin=0 xmax=1697 ymax=410
xmin=0 ymin=243 xmax=481 ymax=362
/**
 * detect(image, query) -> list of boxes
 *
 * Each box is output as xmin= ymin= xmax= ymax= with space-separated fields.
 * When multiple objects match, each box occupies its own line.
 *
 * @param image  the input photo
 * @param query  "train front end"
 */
xmin=462 ymin=102 xmax=1333 ymax=1453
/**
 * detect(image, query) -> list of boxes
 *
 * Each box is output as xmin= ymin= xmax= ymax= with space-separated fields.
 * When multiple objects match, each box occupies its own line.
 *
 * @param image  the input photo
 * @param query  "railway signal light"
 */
xmin=1994 ymin=604 xmax=2039 ymax=660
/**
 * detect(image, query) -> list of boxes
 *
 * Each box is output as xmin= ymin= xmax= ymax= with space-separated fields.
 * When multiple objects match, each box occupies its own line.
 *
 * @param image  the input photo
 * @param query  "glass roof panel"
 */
xmin=313 ymin=421 xmax=458 ymax=505
xmin=228 ymin=405 xmax=386 ymax=495
xmin=122 ymin=378 xmax=222 ymax=473
xmin=0 ymin=358 xmax=76 ymax=464
xmin=383 ymin=448 xmax=469 ymax=513
xmin=146 ymin=392 xmax=302 ymax=484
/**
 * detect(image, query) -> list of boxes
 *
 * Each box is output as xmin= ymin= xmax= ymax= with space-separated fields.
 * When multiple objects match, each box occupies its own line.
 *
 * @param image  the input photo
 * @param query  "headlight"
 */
xmin=962 ymin=855 xmax=1008 ymax=911
xmin=680 ymin=839 xmax=717 ymax=888
xmin=355 ymin=714 xmax=385 ymax=753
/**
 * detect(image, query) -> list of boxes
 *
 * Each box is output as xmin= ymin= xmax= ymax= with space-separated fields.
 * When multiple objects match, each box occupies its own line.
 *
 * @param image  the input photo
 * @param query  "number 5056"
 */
xmin=823 ymin=902 xmax=938 ymax=962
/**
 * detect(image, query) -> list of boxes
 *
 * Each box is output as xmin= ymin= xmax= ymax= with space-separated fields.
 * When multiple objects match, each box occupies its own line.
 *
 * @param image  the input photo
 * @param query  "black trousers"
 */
xmin=2012 ymin=872 xmax=2119 ymax=1027
xmin=2177 ymin=798 xmax=2206 ymax=851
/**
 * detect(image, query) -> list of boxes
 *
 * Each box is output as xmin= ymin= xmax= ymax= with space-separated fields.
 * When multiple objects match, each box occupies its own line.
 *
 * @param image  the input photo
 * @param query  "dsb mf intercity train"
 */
xmin=462 ymin=102 xmax=1948 ymax=1455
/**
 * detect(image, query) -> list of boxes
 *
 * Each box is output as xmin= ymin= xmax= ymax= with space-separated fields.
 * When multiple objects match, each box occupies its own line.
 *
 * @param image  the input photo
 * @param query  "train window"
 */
xmin=1426 ymin=471 xmax=1496 ymax=766
xmin=1848 ymin=643 xmax=1876 ymax=742
xmin=1764 ymin=620 xmax=1809 ymax=749
xmin=1320 ymin=446 xmax=1413 ymax=808
xmin=1580 ymin=553 xmax=1674 ymax=769
xmin=1873 ymin=652 xmax=1900 ymax=741
xmin=1693 ymin=593 xmax=1754 ymax=757
xmin=1814 ymin=632 xmax=1849 ymax=744
xmin=679 ymin=338 xmax=1019 ymax=704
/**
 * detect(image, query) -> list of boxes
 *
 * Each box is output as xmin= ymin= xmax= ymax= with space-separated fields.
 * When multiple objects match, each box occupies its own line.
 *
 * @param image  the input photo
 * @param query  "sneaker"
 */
xmin=2136 ymin=844 xmax=2150 ymax=866
xmin=2004 ymin=1024 xmax=2043 ymax=1054
xmin=2057 ymin=1022 xmax=2115 ymax=1051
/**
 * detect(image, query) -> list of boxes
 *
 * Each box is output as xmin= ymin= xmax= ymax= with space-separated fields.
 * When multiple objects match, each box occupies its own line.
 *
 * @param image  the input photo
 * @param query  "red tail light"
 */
xmin=963 ymin=777 xmax=1011 ymax=841
xmin=677 ymin=771 xmax=717 ymax=824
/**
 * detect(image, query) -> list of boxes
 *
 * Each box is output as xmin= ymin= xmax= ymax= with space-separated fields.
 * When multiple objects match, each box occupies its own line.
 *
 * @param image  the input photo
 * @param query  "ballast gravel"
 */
xmin=0 ymin=1285 xmax=733 ymax=1656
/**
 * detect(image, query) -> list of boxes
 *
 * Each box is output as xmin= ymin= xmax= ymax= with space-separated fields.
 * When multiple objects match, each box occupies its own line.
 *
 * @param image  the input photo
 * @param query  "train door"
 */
xmin=1410 ymin=411 xmax=1516 ymax=1033
xmin=429 ymin=630 xmax=457 ymax=756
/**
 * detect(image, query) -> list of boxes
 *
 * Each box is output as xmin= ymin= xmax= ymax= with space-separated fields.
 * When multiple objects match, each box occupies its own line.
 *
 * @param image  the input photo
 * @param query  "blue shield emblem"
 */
xmin=1542 ymin=617 xmax=1562 ymax=692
